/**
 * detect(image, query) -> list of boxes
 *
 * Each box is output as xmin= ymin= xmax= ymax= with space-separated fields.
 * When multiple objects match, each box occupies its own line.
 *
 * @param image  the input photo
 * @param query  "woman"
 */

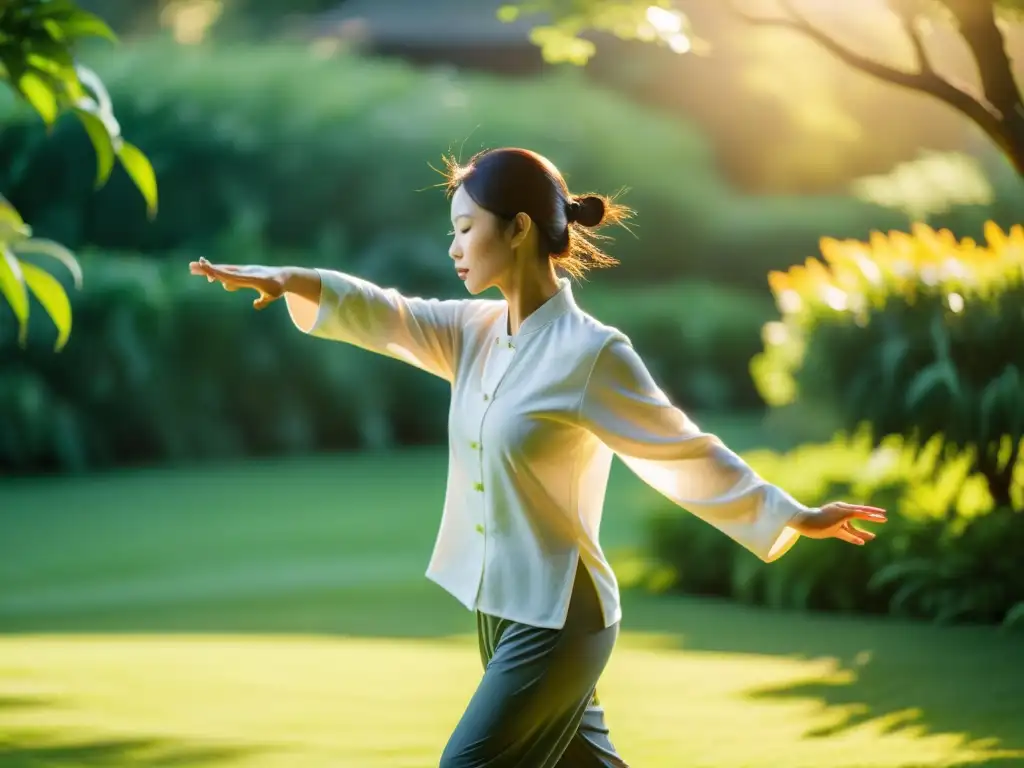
xmin=190 ymin=147 xmax=886 ymax=767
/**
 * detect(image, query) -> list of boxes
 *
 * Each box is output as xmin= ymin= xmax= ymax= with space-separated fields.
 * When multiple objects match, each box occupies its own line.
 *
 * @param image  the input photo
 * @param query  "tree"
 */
xmin=0 ymin=0 xmax=156 ymax=350
xmin=503 ymin=0 xmax=1024 ymax=176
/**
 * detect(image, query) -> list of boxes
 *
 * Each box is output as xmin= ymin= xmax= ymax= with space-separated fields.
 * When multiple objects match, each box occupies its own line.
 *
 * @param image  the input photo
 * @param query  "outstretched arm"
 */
xmin=578 ymin=336 xmax=886 ymax=562
xmin=191 ymin=259 xmax=465 ymax=382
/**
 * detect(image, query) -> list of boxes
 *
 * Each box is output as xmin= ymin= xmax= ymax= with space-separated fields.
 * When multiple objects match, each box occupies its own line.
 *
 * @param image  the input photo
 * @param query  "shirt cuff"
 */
xmin=753 ymin=485 xmax=806 ymax=562
xmin=285 ymin=268 xmax=348 ymax=337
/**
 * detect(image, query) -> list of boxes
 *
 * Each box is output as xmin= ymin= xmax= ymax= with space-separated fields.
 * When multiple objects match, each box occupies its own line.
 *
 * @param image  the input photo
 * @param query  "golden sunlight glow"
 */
xmin=947 ymin=292 xmax=964 ymax=313
xmin=763 ymin=321 xmax=788 ymax=346
xmin=645 ymin=6 xmax=683 ymax=35
xmin=160 ymin=0 xmax=223 ymax=45
xmin=850 ymin=151 xmax=994 ymax=222
xmin=645 ymin=6 xmax=692 ymax=55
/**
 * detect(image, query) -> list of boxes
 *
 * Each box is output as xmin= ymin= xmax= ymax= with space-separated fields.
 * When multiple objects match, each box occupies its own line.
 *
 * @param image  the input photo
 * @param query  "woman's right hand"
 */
xmin=189 ymin=257 xmax=287 ymax=310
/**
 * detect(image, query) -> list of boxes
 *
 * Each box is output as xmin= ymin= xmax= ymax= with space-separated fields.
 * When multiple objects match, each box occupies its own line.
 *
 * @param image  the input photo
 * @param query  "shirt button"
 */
xmin=483 ymin=393 xmax=490 ymax=401
xmin=475 ymin=523 xmax=484 ymax=534
xmin=469 ymin=441 xmax=480 ymax=450
xmin=473 ymin=482 xmax=484 ymax=492
xmin=507 ymin=342 xmax=514 ymax=349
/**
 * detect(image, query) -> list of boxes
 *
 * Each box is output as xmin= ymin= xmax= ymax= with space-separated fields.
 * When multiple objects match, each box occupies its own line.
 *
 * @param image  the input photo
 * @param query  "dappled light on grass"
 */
xmin=1 ymin=629 xmax=1019 ymax=767
xmin=3 ymin=447 xmax=1021 ymax=766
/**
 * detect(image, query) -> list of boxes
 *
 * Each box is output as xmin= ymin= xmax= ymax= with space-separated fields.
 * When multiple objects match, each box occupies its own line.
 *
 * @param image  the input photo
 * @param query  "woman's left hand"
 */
xmin=793 ymin=502 xmax=887 ymax=546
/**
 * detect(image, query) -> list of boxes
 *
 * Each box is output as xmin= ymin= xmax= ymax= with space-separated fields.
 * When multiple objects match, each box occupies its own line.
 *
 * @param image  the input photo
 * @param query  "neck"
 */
xmin=499 ymin=258 xmax=560 ymax=335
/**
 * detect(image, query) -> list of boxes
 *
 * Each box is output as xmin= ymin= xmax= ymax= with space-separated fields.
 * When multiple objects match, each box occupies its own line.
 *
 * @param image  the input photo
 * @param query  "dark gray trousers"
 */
xmin=439 ymin=561 xmax=629 ymax=767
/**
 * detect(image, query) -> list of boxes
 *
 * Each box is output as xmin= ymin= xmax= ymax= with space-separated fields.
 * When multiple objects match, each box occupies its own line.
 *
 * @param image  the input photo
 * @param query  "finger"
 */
xmin=199 ymin=264 xmax=262 ymax=291
xmin=843 ymin=521 xmax=876 ymax=542
xmin=851 ymin=509 xmax=888 ymax=523
xmin=253 ymin=293 xmax=276 ymax=310
xmin=834 ymin=502 xmax=887 ymax=515
xmin=834 ymin=526 xmax=867 ymax=546
xmin=855 ymin=527 xmax=876 ymax=542
xmin=831 ymin=503 xmax=887 ymax=523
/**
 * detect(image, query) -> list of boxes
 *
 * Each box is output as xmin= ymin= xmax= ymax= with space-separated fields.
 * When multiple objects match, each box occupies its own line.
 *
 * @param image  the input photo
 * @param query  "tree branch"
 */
xmin=939 ymin=0 xmax=1024 ymax=126
xmin=726 ymin=0 xmax=1010 ymax=154
xmin=894 ymin=7 xmax=933 ymax=76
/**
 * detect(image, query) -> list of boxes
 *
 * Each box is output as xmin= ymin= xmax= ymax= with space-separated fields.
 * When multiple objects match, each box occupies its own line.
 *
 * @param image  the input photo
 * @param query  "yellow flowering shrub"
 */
xmin=751 ymin=221 xmax=1024 ymax=508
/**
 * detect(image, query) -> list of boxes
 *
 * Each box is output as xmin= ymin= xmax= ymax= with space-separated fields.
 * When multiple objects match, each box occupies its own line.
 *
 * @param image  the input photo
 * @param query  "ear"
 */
xmin=509 ymin=212 xmax=532 ymax=250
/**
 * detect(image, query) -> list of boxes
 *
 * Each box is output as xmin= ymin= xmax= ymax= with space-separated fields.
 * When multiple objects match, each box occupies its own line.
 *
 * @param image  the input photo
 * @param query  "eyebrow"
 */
xmin=451 ymin=212 xmax=472 ymax=224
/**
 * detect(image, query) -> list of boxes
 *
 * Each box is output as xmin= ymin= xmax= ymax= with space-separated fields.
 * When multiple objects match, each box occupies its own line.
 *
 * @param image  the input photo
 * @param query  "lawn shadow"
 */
xmin=620 ymin=589 xmax=1024 ymax=765
xmin=0 ymin=695 xmax=265 ymax=768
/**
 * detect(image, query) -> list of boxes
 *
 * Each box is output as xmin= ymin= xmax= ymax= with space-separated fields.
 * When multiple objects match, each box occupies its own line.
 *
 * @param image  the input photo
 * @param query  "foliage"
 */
xmin=0 ymin=249 xmax=771 ymax=473
xmin=751 ymin=221 xmax=1024 ymax=507
xmin=0 ymin=0 xmax=156 ymax=347
xmin=501 ymin=0 xmax=1022 ymax=65
xmin=499 ymin=1 xmax=696 ymax=65
xmin=643 ymin=431 xmax=1024 ymax=627
xmin=0 ymin=196 xmax=82 ymax=349
xmin=501 ymin=0 xmax=1024 ymax=176
xmin=850 ymin=150 xmax=997 ymax=223
xmin=0 ymin=41 xmax=904 ymax=289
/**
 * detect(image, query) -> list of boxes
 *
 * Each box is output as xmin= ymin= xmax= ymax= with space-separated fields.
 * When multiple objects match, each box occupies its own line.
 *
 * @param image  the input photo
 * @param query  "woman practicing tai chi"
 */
xmin=191 ymin=147 xmax=886 ymax=767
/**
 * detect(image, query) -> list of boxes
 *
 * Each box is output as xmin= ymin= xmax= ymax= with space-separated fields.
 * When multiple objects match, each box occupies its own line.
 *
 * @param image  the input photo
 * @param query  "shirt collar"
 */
xmin=500 ymin=278 xmax=576 ymax=341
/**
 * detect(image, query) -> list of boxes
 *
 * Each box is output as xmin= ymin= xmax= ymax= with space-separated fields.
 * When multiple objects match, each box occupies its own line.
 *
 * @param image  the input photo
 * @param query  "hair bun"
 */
xmin=566 ymin=195 xmax=606 ymax=228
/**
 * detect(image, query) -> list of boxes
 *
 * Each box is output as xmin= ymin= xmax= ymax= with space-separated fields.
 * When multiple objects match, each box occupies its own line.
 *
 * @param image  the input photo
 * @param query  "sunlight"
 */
xmin=645 ymin=6 xmax=692 ymax=55
xmin=2 ymin=634 xmax=1019 ymax=767
xmin=160 ymin=0 xmax=223 ymax=45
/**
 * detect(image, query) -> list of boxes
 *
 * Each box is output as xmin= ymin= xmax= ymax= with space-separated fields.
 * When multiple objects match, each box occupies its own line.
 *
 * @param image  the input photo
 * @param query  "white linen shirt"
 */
xmin=287 ymin=270 xmax=808 ymax=630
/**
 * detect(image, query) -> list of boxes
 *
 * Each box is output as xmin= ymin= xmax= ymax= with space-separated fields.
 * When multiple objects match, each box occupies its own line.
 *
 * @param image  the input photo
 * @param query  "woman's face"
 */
xmin=448 ymin=185 xmax=520 ymax=296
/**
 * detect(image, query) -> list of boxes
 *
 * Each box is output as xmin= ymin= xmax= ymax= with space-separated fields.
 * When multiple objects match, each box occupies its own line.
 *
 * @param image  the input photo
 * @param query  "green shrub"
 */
xmin=0 ymin=249 xmax=770 ymax=473
xmin=643 ymin=432 xmax=1024 ymax=627
xmin=752 ymin=221 xmax=1024 ymax=509
xmin=0 ymin=41 xmax=903 ymax=287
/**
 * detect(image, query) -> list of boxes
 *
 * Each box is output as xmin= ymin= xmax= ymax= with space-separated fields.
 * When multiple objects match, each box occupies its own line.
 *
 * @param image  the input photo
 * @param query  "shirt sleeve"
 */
xmin=578 ymin=335 xmax=808 ymax=562
xmin=286 ymin=269 xmax=465 ymax=382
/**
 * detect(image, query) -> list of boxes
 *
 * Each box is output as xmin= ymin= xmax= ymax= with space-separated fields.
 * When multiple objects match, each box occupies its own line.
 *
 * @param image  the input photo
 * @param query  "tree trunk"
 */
xmin=732 ymin=0 xmax=1024 ymax=177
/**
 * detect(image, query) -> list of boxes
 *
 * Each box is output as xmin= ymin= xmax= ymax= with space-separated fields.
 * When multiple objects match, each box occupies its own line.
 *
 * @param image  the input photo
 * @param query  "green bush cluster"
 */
xmin=645 ymin=221 xmax=1024 ymax=627
xmin=644 ymin=432 xmax=1024 ymax=627
xmin=0 ymin=41 xmax=906 ymax=289
xmin=752 ymin=222 xmax=1024 ymax=508
xmin=0 ymin=250 xmax=773 ymax=473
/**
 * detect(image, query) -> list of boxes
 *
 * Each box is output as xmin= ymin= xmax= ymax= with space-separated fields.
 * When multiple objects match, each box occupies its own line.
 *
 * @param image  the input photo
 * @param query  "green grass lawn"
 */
xmin=1 ymin=416 xmax=1022 ymax=767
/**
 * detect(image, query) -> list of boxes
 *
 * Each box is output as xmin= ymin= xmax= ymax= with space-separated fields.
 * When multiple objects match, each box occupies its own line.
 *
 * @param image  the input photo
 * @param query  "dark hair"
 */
xmin=441 ymin=147 xmax=631 ymax=279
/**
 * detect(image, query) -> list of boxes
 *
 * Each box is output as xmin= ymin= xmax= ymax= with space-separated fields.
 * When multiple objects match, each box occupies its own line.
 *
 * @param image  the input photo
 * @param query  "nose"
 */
xmin=449 ymin=240 xmax=460 ymax=261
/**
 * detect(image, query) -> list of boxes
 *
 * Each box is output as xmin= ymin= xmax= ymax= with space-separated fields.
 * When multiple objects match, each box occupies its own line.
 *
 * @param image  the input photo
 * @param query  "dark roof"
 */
xmin=316 ymin=0 xmax=547 ymax=44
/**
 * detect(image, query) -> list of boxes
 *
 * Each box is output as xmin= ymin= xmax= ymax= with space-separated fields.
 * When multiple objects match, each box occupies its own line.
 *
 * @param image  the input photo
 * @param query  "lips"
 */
xmin=456 ymin=269 xmax=469 ymax=280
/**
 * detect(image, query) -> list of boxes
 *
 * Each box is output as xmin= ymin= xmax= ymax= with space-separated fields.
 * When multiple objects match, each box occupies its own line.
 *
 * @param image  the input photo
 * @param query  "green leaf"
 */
xmin=980 ymin=376 xmax=1004 ymax=443
xmin=26 ymin=51 xmax=75 ymax=77
xmin=497 ymin=5 xmax=521 ymax=22
xmin=906 ymin=360 xmax=958 ymax=410
xmin=1004 ymin=601 xmax=1024 ymax=629
xmin=529 ymin=25 xmax=596 ymax=65
xmin=14 ymin=237 xmax=82 ymax=288
xmin=0 ymin=248 xmax=30 ymax=347
xmin=42 ymin=18 xmax=67 ymax=42
xmin=0 ymin=197 xmax=32 ymax=241
xmin=74 ymin=107 xmax=116 ymax=188
xmin=17 ymin=70 xmax=59 ymax=125
xmin=879 ymin=334 xmax=909 ymax=392
xmin=21 ymin=260 xmax=72 ymax=351
xmin=117 ymin=141 xmax=159 ymax=219
xmin=59 ymin=10 xmax=119 ymax=43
